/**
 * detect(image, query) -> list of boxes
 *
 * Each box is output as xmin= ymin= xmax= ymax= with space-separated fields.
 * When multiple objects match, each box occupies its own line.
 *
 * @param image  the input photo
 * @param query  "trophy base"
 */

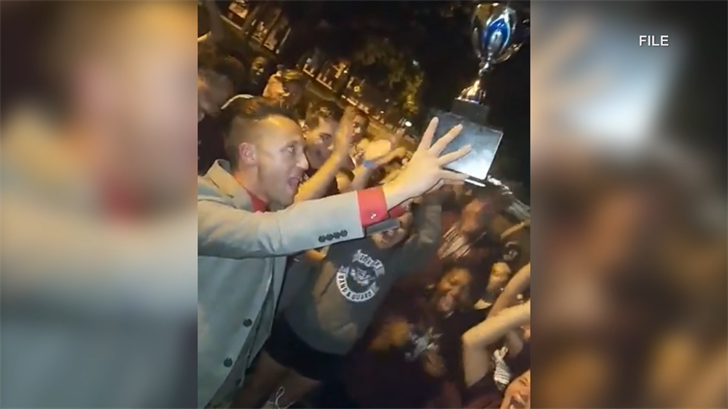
xmin=429 ymin=109 xmax=503 ymax=187
xmin=451 ymin=99 xmax=491 ymax=126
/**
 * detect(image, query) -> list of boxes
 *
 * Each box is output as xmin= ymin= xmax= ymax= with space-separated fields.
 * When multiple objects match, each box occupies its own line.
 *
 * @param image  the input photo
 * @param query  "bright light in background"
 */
xmin=546 ymin=8 xmax=684 ymax=157
xmin=404 ymin=121 xmax=412 ymax=127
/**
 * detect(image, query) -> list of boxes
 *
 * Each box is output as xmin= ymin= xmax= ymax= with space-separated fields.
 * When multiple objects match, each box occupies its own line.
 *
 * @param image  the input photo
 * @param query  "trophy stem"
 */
xmin=456 ymin=57 xmax=496 ymax=106
xmin=453 ymin=76 xmax=491 ymax=125
xmin=478 ymin=61 xmax=492 ymax=77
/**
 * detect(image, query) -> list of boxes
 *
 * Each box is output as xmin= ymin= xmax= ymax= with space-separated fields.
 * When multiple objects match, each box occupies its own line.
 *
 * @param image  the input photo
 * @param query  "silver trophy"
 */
xmin=429 ymin=2 xmax=528 ymax=185
xmin=457 ymin=2 xmax=528 ymax=106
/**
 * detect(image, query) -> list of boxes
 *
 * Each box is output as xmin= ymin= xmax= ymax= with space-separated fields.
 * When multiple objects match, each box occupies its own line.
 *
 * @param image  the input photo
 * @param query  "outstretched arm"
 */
xmin=489 ymin=263 xmax=531 ymax=352
xmin=489 ymin=263 xmax=531 ymax=318
xmin=198 ymin=177 xmax=416 ymax=259
xmin=462 ymin=302 xmax=531 ymax=387
xmin=200 ymin=116 xmax=471 ymax=259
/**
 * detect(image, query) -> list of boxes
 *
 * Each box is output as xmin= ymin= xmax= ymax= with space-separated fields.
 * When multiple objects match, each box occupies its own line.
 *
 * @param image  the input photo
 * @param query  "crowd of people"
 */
xmin=3 ymin=2 xmax=724 ymax=409
xmin=197 ymin=1 xmax=531 ymax=408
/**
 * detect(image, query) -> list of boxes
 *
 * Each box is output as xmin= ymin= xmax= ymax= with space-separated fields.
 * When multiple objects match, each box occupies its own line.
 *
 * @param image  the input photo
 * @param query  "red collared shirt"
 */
xmin=244 ymin=189 xmax=268 ymax=213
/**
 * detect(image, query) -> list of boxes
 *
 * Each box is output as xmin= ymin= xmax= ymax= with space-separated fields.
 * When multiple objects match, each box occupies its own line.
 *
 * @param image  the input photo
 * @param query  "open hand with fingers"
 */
xmin=383 ymin=118 xmax=471 ymax=206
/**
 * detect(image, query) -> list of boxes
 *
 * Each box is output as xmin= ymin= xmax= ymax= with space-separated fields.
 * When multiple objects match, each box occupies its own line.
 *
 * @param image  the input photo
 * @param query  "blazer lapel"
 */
xmin=205 ymin=160 xmax=287 ymax=307
xmin=206 ymin=160 xmax=254 ymax=210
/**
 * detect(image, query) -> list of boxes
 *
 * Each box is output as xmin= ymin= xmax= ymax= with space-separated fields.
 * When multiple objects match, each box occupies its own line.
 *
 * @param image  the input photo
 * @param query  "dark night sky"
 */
xmin=273 ymin=0 xmax=531 ymax=190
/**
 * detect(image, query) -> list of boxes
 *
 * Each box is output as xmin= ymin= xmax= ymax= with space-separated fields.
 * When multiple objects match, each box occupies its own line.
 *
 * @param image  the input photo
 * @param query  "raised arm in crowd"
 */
xmin=461 ymin=263 xmax=531 ymax=387
xmin=462 ymin=301 xmax=531 ymax=387
xmin=293 ymin=105 xmax=356 ymax=202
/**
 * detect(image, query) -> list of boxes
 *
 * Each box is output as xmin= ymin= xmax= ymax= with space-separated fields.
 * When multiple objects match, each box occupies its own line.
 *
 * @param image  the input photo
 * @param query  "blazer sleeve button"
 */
xmin=243 ymin=318 xmax=253 ymax=327
xmin=223 ymin=358 xmax=233 ymax=368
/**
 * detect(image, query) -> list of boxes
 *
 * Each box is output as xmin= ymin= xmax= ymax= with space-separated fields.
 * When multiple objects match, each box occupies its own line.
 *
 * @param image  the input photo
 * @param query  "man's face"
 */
xmin=198 ymin=70 xmax=234 ymax=116
xmin=244 ymin=116 xmax=308 ymax=207
xmin=262 ymin=74 xmax=285 ymax=101
xmin=303 ymin=117 xmax=338 ymax=169
xmin=372 ymin=211 xmax=414 ymax=250
xmin=99 ymin=3 xmax=198 ymax=203
xmin=487 ymin=262 xmax=512 ymax=293
xmin=435 ymin=268 xmax=472 ymax=313
xmin=352 ymin=114 xmax=368 ymax=141
xmin=262 ymin=75 xmax=303 ymax=108
xmin=250 ymin=57 xmax=267 ymax=84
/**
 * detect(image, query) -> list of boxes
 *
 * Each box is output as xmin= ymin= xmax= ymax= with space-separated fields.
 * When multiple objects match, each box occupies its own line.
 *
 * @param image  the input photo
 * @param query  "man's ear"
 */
xmin=237 ymin=142 xmax=257 ymax=166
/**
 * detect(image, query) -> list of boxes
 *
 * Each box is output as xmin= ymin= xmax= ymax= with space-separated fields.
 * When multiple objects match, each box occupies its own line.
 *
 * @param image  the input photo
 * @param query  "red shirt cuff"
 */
xmin=357 ymin=187 xmax=389 ymax=227
xmin=388 ymin=205 xmax=407 ymax=218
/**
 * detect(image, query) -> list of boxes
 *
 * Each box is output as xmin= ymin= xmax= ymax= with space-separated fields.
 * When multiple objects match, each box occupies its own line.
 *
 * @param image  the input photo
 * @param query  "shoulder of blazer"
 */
xmin=198 ymin=175 xmax=257 ymax=212
xmin=198 ymin=175 xmax=224 ymax=199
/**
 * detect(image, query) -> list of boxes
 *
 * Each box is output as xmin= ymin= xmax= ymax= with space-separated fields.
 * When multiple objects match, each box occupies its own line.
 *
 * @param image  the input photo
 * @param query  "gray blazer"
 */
xmin=197 ymin=160 xmax=370 ymax=407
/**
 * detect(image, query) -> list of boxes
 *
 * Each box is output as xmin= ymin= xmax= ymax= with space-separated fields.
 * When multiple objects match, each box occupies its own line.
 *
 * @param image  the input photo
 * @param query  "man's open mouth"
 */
xmin=287 ymin=176 xmax=302 ymax=190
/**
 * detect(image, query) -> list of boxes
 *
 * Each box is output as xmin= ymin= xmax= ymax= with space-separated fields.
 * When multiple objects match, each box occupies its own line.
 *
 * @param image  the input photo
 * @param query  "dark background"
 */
xmin=205 ymin=1 xmax=532 ymax=194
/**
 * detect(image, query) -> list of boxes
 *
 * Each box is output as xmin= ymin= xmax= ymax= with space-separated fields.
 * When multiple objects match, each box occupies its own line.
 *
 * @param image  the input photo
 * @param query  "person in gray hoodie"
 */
xmin=232 ymin=193 xmax=444 ymax=409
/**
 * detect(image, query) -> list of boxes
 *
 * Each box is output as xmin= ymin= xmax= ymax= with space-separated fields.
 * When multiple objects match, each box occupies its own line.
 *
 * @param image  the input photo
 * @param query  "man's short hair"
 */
xmin=198 ymin=49 xmax=245 ymax=92
xmin=303 ymin=101 xmax=343 ymax=130
xmin=219 ymin=96 xmax=298 ymax=166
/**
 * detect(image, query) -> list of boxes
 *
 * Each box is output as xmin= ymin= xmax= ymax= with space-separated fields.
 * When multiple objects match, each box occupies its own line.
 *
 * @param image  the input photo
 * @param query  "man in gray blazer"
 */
xmin=198 ymin=96 xmax=469 ymax=407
